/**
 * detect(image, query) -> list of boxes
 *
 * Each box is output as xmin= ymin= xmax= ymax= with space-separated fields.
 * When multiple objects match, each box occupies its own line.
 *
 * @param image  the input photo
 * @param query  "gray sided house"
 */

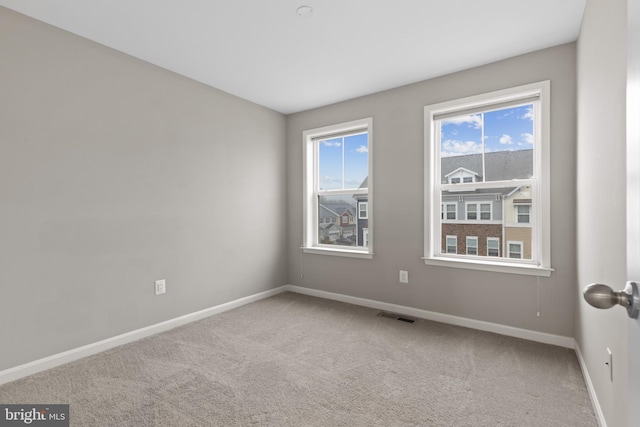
xmin=354 ymin=177 xmax=369 ymax=248
xmin=318 ymin=201 xmax=357 ymax=245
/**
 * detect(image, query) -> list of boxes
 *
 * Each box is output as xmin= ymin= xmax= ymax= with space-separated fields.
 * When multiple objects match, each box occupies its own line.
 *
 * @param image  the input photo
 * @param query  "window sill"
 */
xmin=303 ymin=247 xmax=373 ymax=259
xmin=422 ymin=256 xmax=553 ymax=277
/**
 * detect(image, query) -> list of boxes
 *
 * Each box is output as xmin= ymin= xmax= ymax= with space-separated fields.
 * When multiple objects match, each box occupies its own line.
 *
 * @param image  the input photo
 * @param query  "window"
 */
xmin=465 ymin=202 xmax=492 ymax=221
xmin=358 ymin=202 xmax=368 ymax=219
xmin=480 ymin=204 xmax=491 ymax=220
xmin=508 ymin=241 xmax=523 ymax=259
xmin=442 ymin=203 xmax=456 ymax=220
xmin=303 ymin=118 xmax=373 ymax=258
xmin=466 ymin=203 xmax=477 ymax=220
xmin=466 ymin=236 xmax=478 ymax=255
xmin=424 ymin=81 xmax=552 ymax=276
xmin=516 ymin=205 xmax=531 ymax=223
xmin=446 ymin=236 xmax=457 ymax=254
xmin=487 ymin=237 xmax=500 ymax=257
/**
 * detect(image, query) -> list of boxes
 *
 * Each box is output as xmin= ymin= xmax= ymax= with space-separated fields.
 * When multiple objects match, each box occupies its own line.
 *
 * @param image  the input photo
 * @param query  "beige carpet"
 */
xmin=0 ymin=292 xmax=596 ymax=426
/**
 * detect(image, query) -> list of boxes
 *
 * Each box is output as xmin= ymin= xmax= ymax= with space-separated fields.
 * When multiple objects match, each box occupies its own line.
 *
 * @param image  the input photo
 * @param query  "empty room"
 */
xmin=1 ymin=0 xmax=638 ymax=426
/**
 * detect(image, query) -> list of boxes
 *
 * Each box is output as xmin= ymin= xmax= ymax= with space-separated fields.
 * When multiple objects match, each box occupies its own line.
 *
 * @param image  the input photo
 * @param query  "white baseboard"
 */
xmin=0 ymin=283 xmax=576 ymax=387
xmin=283 ymin=285 xmax=576 ymax=349
xmin=575 ymin=343 xmax=607 ymax=427
xmin=0 ymin=286 xmax=288 ymax=386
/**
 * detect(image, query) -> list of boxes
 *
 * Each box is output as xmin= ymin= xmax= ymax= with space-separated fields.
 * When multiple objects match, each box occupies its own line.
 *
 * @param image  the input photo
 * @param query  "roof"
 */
xmin=319 ymin=202 xmax=356 ymax=220
xmin=444 ymin=167 xmax=481 ymax=179
xmin=441 ymin=149 xmax=533 ymax=183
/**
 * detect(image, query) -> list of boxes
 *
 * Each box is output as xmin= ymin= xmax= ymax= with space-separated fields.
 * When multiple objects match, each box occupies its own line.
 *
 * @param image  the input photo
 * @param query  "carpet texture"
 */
xmin=0 ymin=292 xmax=596 ymax=426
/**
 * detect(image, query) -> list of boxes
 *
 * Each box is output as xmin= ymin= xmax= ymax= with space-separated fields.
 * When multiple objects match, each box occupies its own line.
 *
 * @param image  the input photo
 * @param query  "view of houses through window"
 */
xmin=316 ymin=130 xmax=369 ymax=248
xmin=438 ymin=102 xmax=535 ymax=261
xmin=303 ymin=117 xmax=372 ymax=257
xmin=315 ymin=130 xmax=369 ymax=249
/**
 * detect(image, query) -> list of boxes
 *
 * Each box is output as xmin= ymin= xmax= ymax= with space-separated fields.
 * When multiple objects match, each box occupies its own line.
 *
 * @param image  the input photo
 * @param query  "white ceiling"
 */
xmin=0 ymin=0 xmax=586 ymax=114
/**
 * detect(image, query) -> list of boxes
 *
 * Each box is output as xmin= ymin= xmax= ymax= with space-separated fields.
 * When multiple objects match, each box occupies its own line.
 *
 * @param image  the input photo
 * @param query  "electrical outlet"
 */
xmin=399 ymin=270 xmax=409 ymax=284
xmin=606 ymin=348 xmax=613 ymax=382
xmin=155 ymin=279 xmax=166 ymax=296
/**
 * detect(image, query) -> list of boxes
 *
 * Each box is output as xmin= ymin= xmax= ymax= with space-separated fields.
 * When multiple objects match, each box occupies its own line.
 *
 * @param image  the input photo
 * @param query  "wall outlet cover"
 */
xmin=155 ymin=279 xmax=166 ymax=295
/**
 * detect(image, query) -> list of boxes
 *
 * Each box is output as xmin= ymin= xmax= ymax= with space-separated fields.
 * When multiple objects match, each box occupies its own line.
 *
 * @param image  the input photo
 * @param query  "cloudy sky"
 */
xmin=440 ymin=104 xmax=534 ymax=157
xmin=318 ymin=133 xmax=368 ymax=191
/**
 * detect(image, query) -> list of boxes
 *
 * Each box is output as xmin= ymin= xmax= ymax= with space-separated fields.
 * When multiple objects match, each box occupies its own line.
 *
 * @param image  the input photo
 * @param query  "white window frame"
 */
xmin=442 ymin=203 xmax=457 ymax=220
xmin=508 ymin=241 xmax=524 ymax=259
xmin=424 ymin=81 xmax=553 ymax=276
xmin=465 ymin=202 xmax=478 ymax=220
xmin=358 ymin=201 xmax=368 ymax=219
xmin=466 ymin=236 xmax=478 ymax=255
xmin=487 ymin=237 xmax=500 ymax=257
xmin=303 ymin=118 xmax=373 ymax=259
xmin=465 ymin=202 xmax=492 ymax=221
xmin=516 ymin=204 xmax=531 ymax=224
xmin=479 ymin=203 xmax=492 ymax=220
xmin=446 ymin=235 xmax=457 ymax=254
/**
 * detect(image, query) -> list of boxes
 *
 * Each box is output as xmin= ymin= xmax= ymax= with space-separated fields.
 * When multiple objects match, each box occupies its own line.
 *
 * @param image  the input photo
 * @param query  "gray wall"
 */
xmin=0 ymin=7 xmax=287 ymax=371
xmin=287 ymin=43 xmax=577 ymax=337
xmin=576 ymin=0 xmax=629 ymax=425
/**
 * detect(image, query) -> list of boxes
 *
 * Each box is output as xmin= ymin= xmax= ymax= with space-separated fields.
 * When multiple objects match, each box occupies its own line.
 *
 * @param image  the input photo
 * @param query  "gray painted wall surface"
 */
xmin=287 ymin=43 xmax=577 ymax=337
xmin=0 ymin=8 xmax=287 ymax=371
xmin=576 ymin=0 xmax=629 ymax=425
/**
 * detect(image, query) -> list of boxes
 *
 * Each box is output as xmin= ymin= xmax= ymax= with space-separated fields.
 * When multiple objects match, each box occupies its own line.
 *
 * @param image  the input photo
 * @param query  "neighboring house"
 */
xmin=440 ymin=150 xmax=533 ymax=258
xmin=319 ymin=222 xmax=342 ymax=243
xmin=318 ymin=201 xmax=357 ymax=244
xmin=354 ymin=177 xmax=369 ymax=248
xmin=503 ymin=186 xmax=533 ymax=260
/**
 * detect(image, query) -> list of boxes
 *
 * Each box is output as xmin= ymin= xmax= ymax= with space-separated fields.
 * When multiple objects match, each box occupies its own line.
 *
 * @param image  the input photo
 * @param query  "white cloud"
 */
xmin=521 ymin=132 xmax=534 ymax=145
xmin=441 ymin=139 xmax=483 ymax=157
xmin=499 ymin=134 xmax=513 ymax=145
xmin=443 ymin=114 xmax=482 ymax=129
xmin=322 ymin=141 xmax=341 ymax=147
xmin=521 ymin=106 xmax=534 ymax=121
xmin=355 ymin=145 xmax=368 ymax=153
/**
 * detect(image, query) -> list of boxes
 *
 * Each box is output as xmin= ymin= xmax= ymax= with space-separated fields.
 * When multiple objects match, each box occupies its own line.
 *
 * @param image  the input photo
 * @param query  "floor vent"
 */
xmin=377 ymin=311 xmax=416 ymax=323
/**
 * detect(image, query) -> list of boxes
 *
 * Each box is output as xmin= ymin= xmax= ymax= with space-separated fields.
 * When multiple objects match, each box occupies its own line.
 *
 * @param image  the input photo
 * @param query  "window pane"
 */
xmin=487 ymin=238 xmax=500 ymax=257
xmin=358 ymin=202 xmax=368 ymax=219
xmin=343 ymin=133 xmax=369 ymax=190
xmin=440 ymin=105 xmax=534 ymax=185
xmin=446 ymin=204 xmax=456 ymax=220
xmin=440 ymin=114 xmax=482 ymax=183
xmin=466 ymin=237 xmax=478 ymax=255
xmin=483 ymin=104 xmax=534 ymax=182
xmin=467 ymin=204 xmax=477 ymax=220
xmin=480 ymin=203 xmax=491 ymax=220
xmin=318 ymin=194 xmax=368 ymax=248
xmin=446 ymin=236 xmax=457 ymax=254
xmin=318 ymin=137 xmax=343 ymax=190
xmin=318 ymin=132 xmax=368 ymax=191
xmin=441 ymin=186 xmax=532 ymax=259
xmin=517 ymin=205 xmax=531 ymax=223
xmin=508 ymin=243 xmax=522 ymax=259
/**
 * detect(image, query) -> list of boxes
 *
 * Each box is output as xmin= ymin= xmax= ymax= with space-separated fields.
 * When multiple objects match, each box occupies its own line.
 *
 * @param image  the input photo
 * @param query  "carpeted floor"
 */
xmin=0 ymin=292 xmax=596 ymax=426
